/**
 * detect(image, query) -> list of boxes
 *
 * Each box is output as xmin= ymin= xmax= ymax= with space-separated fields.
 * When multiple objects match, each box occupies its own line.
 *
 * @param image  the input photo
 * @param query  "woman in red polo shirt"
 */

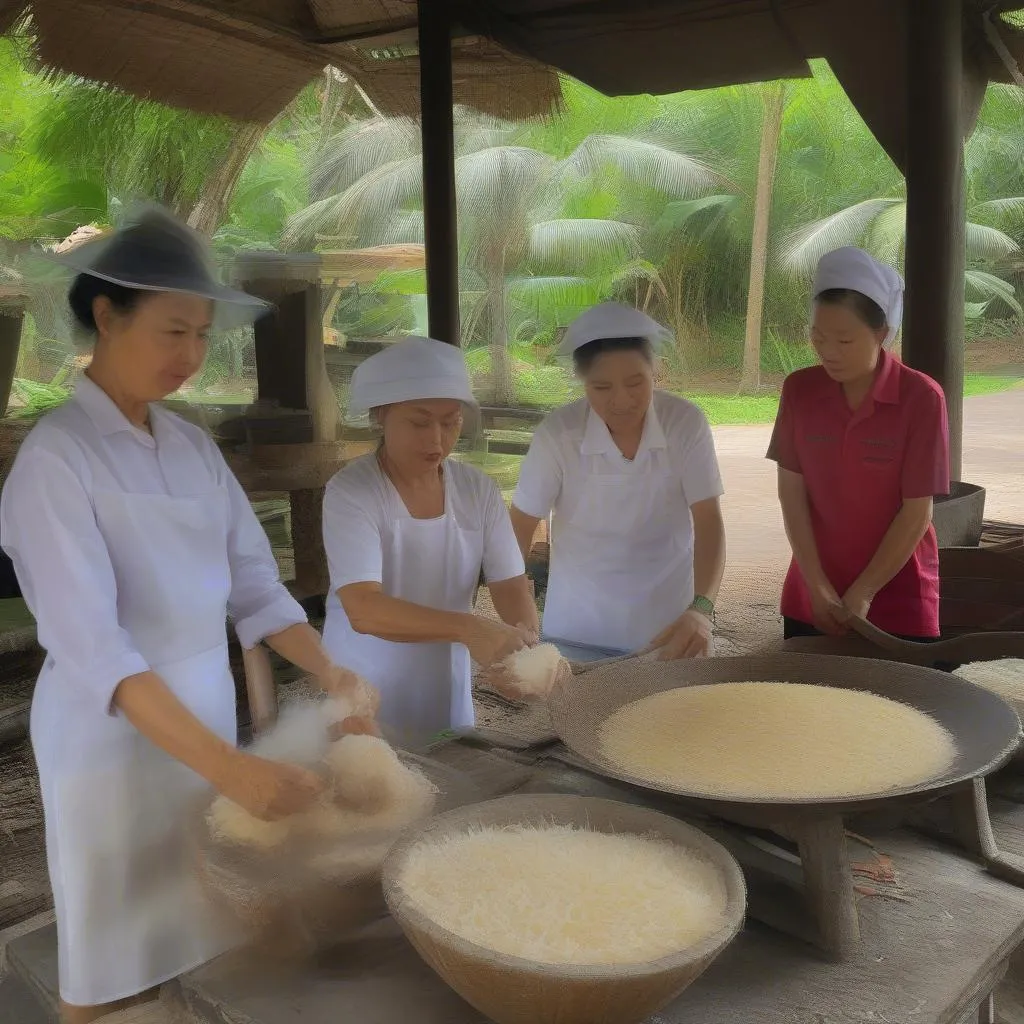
xmin=767 ymin=246 xmax=950 ymax=640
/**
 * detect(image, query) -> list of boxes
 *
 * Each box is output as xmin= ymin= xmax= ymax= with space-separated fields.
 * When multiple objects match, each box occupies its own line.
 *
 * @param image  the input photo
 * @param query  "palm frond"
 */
xmin=528 ymin=218 xmax=639 ymax=275
xmin=972 ymin=196 xmax=1024 ymax=220
xmin=309 ymin=117 xmax=421 ymax=201
xmin=777 ymin=198 xmax=902 ymax=274
xmin=374 ymin=209 xmax=425 ymax=245
xmin=565 ymin=135 xmax=719 ymax=197
xmin=455 ymin=146 xmax=557 ymax=221
xmin=865 ymin=201 xmax=907 ymax=268
xmin=964 ymin=269 xmax=1022 ymax=315
xmin=283 ymin=156 xmax=423 ymax=248
xmin=965 ymin=221 xmax=1019 ymax=260
xmin=507 ymin=275 xmax=610 ymax=315
xmin=654 ymin=194 xmax=739 ymax=245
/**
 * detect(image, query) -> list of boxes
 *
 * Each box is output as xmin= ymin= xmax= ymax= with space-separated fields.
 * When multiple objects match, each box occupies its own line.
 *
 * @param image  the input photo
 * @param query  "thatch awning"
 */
xmin=3 ymin=2 xmax=1024 ymax=166
xmin=0 ymin=0 xmax=561 ymax=123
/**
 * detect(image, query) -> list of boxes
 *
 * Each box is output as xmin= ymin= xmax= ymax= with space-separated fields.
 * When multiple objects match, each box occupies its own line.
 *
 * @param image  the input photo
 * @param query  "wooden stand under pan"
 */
xmin=545 ymin=653 xmax=1023 ymax=960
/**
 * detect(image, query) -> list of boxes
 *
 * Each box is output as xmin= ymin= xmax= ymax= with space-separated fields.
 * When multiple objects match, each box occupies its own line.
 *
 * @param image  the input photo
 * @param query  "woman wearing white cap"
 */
xmin=322 ymin=336 xmax=538 ymax=747
xmin=0 ymin=209 xmax=377 ymax=1023
xmin=768 ymin=247 xmax=949 ymax=640
xmin=509 ymin=303 xmax=726 ymax=659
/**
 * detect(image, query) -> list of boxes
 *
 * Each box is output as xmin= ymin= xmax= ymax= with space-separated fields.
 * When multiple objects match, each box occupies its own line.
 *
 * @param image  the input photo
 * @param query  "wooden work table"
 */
xmin=174 ymin=742 xmax=1024 ymax=1024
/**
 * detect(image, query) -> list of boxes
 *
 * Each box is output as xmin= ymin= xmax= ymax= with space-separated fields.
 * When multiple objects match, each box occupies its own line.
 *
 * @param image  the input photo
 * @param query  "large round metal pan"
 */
xmin=548 ymin=653 xmax=1022 ymax=814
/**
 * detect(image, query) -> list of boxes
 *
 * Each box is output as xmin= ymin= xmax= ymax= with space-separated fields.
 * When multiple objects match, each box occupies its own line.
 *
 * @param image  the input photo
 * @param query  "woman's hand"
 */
xmin=327 ymin=715 xmax=382 ymax=741
xmin=650 ymin=609 xmax=714 ymax=661
xmin=840 ymin=584 xmax=874 ymax=624
xmin=317 ymin=664 xmax=380 ymax=718
xmin=808 ymin=581 xmax=847 ymax=636
xmin=480 ymin=655 xmax=571 ymax=703
xmin=463 ymin=616 xmax=534 ymax=669
xmin=217 ymin=751 xmax=325 ymax=821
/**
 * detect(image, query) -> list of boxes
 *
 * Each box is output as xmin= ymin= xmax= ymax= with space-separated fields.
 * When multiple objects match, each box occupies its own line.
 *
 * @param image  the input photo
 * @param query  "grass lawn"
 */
xmin=682 ymin=373 xmax=1023 ymax=426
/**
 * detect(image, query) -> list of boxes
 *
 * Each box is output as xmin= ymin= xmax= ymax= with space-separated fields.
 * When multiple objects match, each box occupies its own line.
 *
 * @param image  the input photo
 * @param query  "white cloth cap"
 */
xmin=558 ymin=302 xmax=671 ymax=358
xmin=348 ymin=335 xmax=478 ymax=416
xmin=812 ymin=247 xmax=904 ymax=347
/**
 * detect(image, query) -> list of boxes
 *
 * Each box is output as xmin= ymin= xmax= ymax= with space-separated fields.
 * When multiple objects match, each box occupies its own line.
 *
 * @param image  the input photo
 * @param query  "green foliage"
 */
xmin=10 ymin=366 xmax=72 ymax=418
xmin=31 ymin=79 xmax=235 ymax=217
xmin=3 ymin=36 xmax=1024 ymax=407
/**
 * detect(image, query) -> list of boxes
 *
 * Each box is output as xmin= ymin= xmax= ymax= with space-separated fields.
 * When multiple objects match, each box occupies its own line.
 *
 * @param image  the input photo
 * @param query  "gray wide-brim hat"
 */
xmin=51 ymin=205 xmax=270 ymax=331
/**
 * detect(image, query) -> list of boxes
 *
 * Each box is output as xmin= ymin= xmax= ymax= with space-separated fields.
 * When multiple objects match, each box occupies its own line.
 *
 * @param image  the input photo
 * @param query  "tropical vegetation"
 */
xmin=2 ymin=27 xmax=1023 ymax=421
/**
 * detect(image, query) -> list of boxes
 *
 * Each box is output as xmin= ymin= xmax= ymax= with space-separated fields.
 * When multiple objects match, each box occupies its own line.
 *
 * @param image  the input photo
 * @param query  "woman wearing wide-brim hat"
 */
xmin=0 ymin=208 xmax=378 ymax=1024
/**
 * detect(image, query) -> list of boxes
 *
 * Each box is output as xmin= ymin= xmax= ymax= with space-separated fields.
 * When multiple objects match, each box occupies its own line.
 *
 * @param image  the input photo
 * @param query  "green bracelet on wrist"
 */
xmin=690 ymin=594 xmax=715 ymax=621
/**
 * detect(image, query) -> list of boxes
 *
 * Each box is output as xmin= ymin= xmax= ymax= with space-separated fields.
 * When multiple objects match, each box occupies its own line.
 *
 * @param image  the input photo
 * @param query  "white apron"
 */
xmin=323 ymin=509 xmax=483 ymax=751
xmin=31 ymin=485 xmax=239 ymax=1006
xmin=542 ymin=449 xmax=693 ymax=652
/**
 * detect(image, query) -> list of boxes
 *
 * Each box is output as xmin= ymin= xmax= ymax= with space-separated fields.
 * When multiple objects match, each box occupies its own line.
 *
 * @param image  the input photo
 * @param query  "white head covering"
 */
xmin=348 ymin=335 xmax=477 ymax=417
xmin=557 ymin=301 xmax=672 ymax=358
xmin=812 ymin=247 xmax=904 ymax=348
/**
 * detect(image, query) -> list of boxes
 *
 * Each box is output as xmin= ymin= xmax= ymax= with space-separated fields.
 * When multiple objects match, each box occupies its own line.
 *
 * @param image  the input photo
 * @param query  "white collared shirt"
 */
xmin=513 ymin=390 xmax=724 ymax=524
xmin=0 ymin=377 xmax=305 ymax=710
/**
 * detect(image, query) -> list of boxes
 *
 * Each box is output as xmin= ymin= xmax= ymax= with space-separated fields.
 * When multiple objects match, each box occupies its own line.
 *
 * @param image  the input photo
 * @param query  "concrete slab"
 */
xmin=0 ymin=970 xmax=53 ymax=1024
xmin=6 ymin=923 xmax=58 ymax=1021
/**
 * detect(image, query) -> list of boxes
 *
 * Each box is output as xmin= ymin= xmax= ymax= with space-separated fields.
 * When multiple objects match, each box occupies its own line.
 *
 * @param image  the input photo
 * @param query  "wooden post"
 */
xmin=237 ymin=253 xmax=337 ymax=599
xmin=417 ymin=0 xmax=460 ymax=345
xmin=0 ymin=306 xmax=24 ymax=418
xmin=794 ymin=814 xmax=860 ymax=959
xmin=903 ymin=0 xmax=965 ymax=479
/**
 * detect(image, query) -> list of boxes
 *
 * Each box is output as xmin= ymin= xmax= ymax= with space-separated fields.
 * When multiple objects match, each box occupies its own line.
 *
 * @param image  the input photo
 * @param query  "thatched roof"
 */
xmin=3 ymin=1 xmax=1024 ymax=168
xmin=0 ymin=0 xmax=560 ymax=122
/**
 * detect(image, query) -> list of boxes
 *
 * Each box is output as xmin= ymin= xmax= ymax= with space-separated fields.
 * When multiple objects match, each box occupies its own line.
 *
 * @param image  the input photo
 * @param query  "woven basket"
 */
xmin=382 ymin=794 xmax=746 ymax=1024
xmin=194 ymin=752 xmax=482 ymax=959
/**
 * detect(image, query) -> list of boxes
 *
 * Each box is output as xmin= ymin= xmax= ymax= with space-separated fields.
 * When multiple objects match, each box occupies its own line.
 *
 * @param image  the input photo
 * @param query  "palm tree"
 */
xmin=740 ymin=82 xmax=787 ymax=393
xmin=778 ymin=82 xmax=1024 ymax=325
xmin=285 ymin=108 xmax=718 ymax=404
xmin=778 ymin=200 xmax=1021 ymax=326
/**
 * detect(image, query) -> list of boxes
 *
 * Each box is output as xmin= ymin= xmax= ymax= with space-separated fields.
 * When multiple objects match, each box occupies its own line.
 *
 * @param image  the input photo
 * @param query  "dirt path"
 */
xmin=711 ymin=388 xmax=1024 ymax=649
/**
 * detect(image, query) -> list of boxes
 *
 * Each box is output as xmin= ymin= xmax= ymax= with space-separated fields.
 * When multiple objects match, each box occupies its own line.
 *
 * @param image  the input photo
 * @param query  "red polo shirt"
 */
xmin=767 ymin=351 xmax=950 ymax=637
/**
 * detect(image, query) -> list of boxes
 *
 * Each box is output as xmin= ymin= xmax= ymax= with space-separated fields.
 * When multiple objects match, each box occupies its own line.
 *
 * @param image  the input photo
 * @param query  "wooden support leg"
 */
xmin=291 ymin=487 xmax=329 ymax=599
xmin=978 ymin=992 xmax=995 ymax=1024
xmin=0 ymin=307 xmax=24 ymax=417
xmin=795 ymin=815 xmax=860 ymax=959
xmin=951 ymin=778 xmax=1024 ymax=887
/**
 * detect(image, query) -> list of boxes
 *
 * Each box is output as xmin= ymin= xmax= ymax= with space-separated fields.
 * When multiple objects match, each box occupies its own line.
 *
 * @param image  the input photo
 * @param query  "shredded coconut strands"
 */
xmin=396 ymin=824 xmax=728 ymax=965
xmin=597 ymin=682 xmax=957 ymax=801
xmin=206 ymin=733 xmax=437 ymax=856
xmin=955 ymin=659 xmax=1024 ymax=703
xmin=500 ymin=643 xmax=570 ymax=699
xmin=207 ymin=796 xmax=292 ymax=848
